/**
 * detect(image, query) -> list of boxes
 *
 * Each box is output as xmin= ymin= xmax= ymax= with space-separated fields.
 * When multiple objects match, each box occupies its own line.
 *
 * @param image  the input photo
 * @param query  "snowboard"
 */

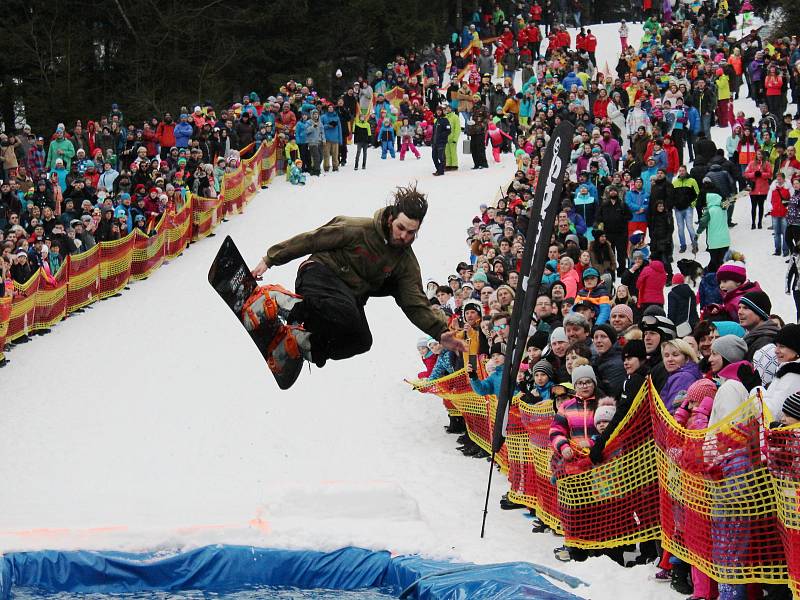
xmin=207 ymin=235 xmax=303 ymax=389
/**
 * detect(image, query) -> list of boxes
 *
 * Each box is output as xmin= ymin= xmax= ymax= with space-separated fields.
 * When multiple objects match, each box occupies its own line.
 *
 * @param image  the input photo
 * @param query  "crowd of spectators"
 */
xmin=415 ymin=1 xmax=800 ymax=599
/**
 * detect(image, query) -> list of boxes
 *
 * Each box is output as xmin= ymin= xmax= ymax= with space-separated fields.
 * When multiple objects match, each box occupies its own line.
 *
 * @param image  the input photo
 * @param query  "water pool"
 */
xmin=0 ymin=545 xmax=586 ymax=600
xmin=11 ymin=587 xmax=396 ymax=599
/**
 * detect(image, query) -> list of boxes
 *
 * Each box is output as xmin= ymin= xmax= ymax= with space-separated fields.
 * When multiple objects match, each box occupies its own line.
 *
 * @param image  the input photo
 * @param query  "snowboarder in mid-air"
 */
xmin=246 ymin=183 xmax=467 ymax=387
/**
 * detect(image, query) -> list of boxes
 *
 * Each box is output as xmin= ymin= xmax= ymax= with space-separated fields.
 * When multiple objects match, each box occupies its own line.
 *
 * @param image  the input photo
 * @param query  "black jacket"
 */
xmin=432 ymin=116 xmax=451 ymax=147
xmin=667 ymin=283 xmax=699 ymax=331
xmin=589 ymin=364 xmax=649 ymax=463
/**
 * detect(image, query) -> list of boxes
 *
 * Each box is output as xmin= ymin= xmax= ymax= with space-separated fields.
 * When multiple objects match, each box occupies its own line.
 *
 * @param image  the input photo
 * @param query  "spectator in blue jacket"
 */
xmin=173 ymin=114 xmax=194 ymax=149
xmin=625 ymin=177 xmax=649 ymax=236
xmin=373 ymin=94 xmax=392 ymax=122
xmin=561 ymin=70 xmax=583 ymax=89
xmin=321 ymin=104 xmax=342 ymax=172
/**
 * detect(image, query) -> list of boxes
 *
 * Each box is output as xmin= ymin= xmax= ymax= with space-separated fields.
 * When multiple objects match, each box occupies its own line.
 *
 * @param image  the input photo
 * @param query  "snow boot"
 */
xmin=691 ymin=242 xmax=699 ymax=254
xmin=500 ymin=493 xmax=525 ymax=510
xmin=266 ymin=325 xmax=311 ymax=389
xmin=654 ymin=569 xmax=671 ymax=582
xmin=670 ymin=563 xmax=693 ymax=595
xmin=444 ymin=416 xmax=466 ymax=434
xmin=531 ymin=516 xmax=549 ymax=533
xmin=263 ymin=284 xmax=303 ymax=322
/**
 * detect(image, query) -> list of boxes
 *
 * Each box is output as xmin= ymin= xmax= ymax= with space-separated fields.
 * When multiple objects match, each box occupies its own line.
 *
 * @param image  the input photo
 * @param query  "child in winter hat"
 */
xmin=593 ymin=397 xmax=617 ymax=434
xmin=780 ymin=391 xmax=800 ymax=426
xmin=716 ymin=260 xmax=747 ymax=290
xmin=675 ymin=379 xmax=718 ymax=428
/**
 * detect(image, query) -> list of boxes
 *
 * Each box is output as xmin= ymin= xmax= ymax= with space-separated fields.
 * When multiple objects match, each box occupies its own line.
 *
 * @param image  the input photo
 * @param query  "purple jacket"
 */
xmin=748 ymin=59 xmax=764 ymax=82
xmin=600 ymin=137 xmax=622 ymax=162
xmin=660 ymin=362 xmax=702 ymax=414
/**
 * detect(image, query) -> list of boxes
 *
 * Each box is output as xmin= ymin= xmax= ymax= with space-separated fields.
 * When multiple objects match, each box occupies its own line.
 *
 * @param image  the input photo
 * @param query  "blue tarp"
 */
xmin=0 ymin=545 xmax=586 ymax=600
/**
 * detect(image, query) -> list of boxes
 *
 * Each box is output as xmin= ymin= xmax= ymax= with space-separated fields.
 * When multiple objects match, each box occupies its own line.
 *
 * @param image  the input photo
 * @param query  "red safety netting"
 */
xmin=513 ymin=398 xmax=563 ymax=532
xmin=0 ymin=296 xmax=11 ymax=362
xmin=651 ymin=384 xmax=787 ymax=585
xmin=0 ymin=141 xmax=278 ymax=360
xmin=409 ymin=368 xmax=507 ymax=470
xmin=65 ymin=245 xmax=100 ymax=312
xmin=97 ymin=234 xmax=135 ymax=300
xmin=555 ymin=382 xmax=660 ymax=548
xmin=765 ymin=423 xmax=800 ymax=597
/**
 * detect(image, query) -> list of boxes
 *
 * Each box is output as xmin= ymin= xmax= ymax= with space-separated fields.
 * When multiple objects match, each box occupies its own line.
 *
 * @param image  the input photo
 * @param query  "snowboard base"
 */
xmin=207 ymin=235 xmax=304 ymax=389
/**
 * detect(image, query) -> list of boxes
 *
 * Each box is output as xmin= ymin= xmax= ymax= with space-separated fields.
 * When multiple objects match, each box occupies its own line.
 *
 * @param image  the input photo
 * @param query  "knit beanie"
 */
xmin=774 ymin=323 xmax=800 ymax=356
xmin=712 ymin=334 xmax=748 ymax=364
xmin=582 ymin=267 xmax=600 ymax=280
xmin=417 ymin=336 xmax=431 ymax=349
xmin=527 ymin=330 xmax=550 ymax=350
xmin=713 ymin=321 xmax=746 ymax=338
xmin=610 ymin=303 xmax=634 ymax=323
xmin=533 ymin=359 xmax=555 ymax=379
xmin=550 ymin=327 xmax=568 ymax=344
xmin=472 ymin=270 xmax=489 ymax=284
xmin=622 ymin=338 xmax=647 ymax=360
xmin=593 ymin=323 xmax=618 ymax=344
xmin=684 ymin=379 xmax=717 ymax=408
xmin=716 ymin=260 xmax=747 ymax=284
xmin=739 ymin=290 xmax=772 ymax=321
xmin=571 ymin=364 xmax=597 ymax=385
xmin=782 ymin=391 xmax=800 ymax=421
xmin=594 ymin=403 xmax=617 ymax=426
xmin=642 ymin=304 xmax=667 ymax=318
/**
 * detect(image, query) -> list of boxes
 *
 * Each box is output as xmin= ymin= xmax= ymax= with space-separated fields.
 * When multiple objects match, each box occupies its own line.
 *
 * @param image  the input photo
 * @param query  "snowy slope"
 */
xmin=2 ymin=20 xmax=791 ymax=600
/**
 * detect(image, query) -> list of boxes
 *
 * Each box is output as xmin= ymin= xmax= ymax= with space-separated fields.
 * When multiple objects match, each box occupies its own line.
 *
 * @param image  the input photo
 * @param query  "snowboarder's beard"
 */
xmin=388 ymin=233 xmax=414 ymax=248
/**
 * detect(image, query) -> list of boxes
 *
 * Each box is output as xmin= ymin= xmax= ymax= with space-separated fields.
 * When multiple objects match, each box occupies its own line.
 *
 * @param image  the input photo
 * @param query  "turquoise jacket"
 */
xmin=696 ymin=194 xmax=730 ymax=249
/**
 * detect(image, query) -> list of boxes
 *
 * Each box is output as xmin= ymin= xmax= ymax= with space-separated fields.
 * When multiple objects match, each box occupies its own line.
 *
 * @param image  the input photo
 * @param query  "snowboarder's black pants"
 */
xmin=292 ymin=261 xmax=372 ymax=368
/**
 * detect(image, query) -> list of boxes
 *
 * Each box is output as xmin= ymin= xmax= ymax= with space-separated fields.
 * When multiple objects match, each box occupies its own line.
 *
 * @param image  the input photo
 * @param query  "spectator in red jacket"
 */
xmin=142 ymin=123 xmax=159 ymax=158
xmin=637 ymin=259 xmax=667 ymax=310
xmin=585 ymin=29 xmax=598 ymax=65
xmin=770 ymin=172 xmax=791 ymax=256
xmin=156 ymin=113 xmax=177 ymax=160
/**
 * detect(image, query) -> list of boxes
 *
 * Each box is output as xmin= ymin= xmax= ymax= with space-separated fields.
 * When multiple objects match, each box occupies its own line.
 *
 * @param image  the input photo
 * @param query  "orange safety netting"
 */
xmin=651 ymin=383 xmax=787 ymax=585
xmin=413 ymin=371 xmax=800 ymax=590
xmin=409 ymin=368 xmax=507 ymax=471
xmin=0 ymin=140 xmax=277 ymax=357
xmin=0 ymin=296 xmax=11 ymax=362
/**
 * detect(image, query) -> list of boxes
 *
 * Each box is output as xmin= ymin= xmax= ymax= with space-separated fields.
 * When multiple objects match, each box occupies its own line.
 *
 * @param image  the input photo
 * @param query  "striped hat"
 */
xmin=739 ymin=291 xmax=771 ymax=321
xmin=716 ymin=261 xmax=747 ymax=284
xmin=782 ymin=391 xmax=800 ymax=421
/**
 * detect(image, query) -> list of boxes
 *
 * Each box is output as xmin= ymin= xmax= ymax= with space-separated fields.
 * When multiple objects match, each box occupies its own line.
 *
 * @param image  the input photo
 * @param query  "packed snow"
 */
xmin=0 ymin=20 xmax=793 ymax=600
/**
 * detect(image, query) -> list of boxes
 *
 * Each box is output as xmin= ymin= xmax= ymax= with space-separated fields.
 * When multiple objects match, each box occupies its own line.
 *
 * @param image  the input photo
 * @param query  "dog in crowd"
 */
xmin=676 ymin=258 xmax=704 ymax=286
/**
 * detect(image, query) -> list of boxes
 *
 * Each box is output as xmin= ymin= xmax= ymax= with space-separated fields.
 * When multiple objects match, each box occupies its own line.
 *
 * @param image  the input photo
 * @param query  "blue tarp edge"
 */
xmin=0 ymin=545 xmax=586 ymax=600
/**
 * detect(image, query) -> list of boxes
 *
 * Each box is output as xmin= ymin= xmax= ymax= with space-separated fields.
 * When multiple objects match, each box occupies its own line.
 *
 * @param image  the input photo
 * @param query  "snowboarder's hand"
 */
xmin=440 ymin=331 xmax=468 ymax=353
xmin=251 ymin=258 xmax=269 ymax=279
xmin=561 ymin=446 xmax=574 ymax=460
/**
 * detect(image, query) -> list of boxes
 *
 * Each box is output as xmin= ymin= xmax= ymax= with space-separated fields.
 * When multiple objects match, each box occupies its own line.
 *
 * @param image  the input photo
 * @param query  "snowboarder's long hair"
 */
xmin=389 ymin=182 xmax=428 ymax=224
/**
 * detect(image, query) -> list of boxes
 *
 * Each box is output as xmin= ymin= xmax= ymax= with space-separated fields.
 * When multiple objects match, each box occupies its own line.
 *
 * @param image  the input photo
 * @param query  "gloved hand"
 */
xmin=736 ymin=363 xmax=761 ymax=392
xmin=589 ymin=436 xmax=606 ymax=464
